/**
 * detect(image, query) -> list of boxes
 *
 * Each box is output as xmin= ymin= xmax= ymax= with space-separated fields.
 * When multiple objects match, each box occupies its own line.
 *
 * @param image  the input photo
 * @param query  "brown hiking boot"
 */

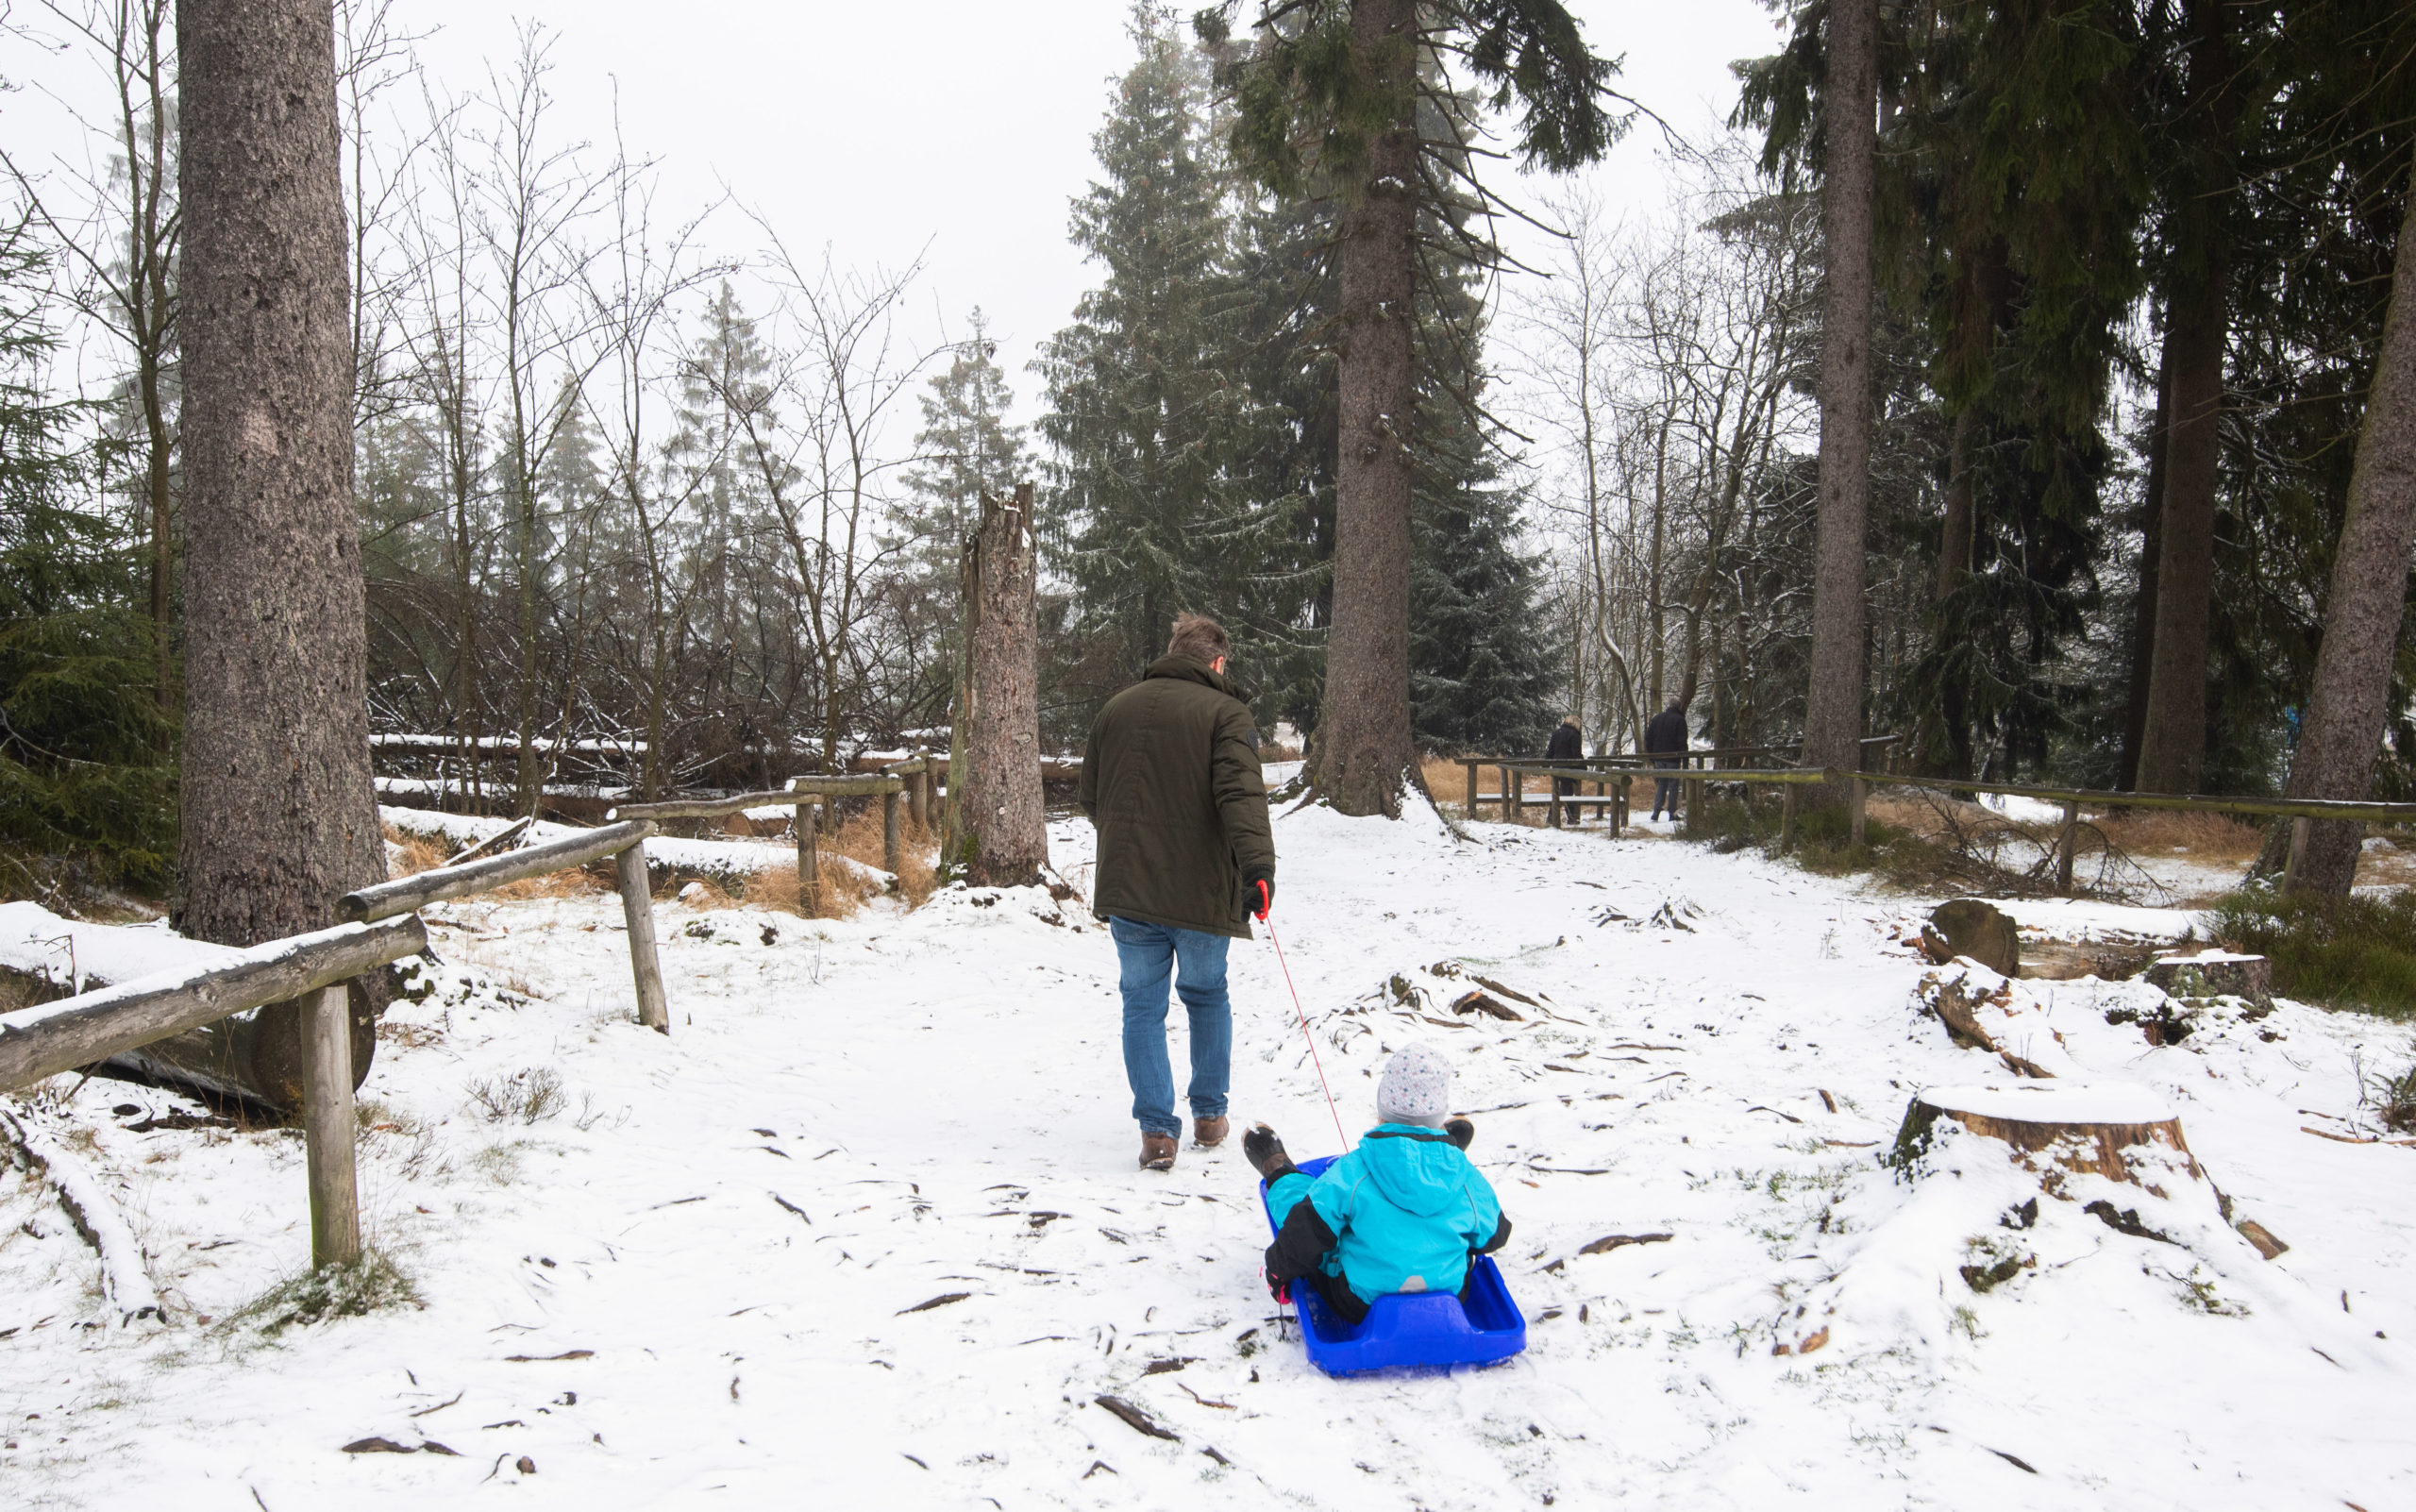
xmin=1193 ymin=1116 xmax=1230 ymax=1149
xmin=1140 ymin=1133 xmax=1178 ymax=1171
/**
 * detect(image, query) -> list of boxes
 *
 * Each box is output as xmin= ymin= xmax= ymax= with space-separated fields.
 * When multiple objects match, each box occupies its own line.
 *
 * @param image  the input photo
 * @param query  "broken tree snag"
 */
xmin=1920 ymin=899 xmax=2021 ymax=977
xmin=952 ymin=484 xmax=1047 ymax=887
xmin=1892 ymin=1084 xmax=2200 ymax=1185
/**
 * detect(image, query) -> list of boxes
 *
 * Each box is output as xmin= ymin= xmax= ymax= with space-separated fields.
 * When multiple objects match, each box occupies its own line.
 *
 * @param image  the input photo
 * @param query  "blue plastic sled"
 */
xmin=1257 ymin=1154 xmax=1527 ymax=1376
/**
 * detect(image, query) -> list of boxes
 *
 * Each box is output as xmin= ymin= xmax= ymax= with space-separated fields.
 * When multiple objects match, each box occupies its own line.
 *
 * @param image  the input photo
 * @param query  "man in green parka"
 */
xmin=1078 ymin=614 xmax=1276 ymax=1171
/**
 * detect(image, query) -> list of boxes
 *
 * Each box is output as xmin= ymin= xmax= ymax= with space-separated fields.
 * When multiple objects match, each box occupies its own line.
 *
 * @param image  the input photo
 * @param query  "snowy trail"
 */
xmin=3 ymin=805 xmax=2412 ymax=1509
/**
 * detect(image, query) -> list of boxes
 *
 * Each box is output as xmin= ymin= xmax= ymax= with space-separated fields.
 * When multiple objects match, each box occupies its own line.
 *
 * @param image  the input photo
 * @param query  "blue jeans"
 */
xmin=1109 ymin=916 xmax=1233 ymax=1136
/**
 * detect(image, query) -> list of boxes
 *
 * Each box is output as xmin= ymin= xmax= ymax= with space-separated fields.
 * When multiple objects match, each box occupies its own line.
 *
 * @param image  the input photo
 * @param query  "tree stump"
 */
xmin=2143 ymin=950 xmax=2272 ymax=1004
xmin=1919 ymin=899 xmax=2021 ymax=977
xmin=1892 ymin=1083 xmax=2199 ymax=1185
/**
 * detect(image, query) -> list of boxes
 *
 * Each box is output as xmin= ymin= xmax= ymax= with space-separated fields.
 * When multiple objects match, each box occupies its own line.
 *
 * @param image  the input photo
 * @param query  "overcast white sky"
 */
xmin=4 ymin=0 xmax=1786 ymax=423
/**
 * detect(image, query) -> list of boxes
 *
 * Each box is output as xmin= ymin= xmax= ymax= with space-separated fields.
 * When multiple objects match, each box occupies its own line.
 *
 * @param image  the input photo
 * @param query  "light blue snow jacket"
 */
xmin=1304 ymin=1124 xmax=1503 ymax=1302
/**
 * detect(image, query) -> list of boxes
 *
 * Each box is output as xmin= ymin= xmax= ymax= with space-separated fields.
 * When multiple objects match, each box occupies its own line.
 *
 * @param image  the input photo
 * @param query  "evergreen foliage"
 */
xmin=0 ymin=221 xmax=173 ymax=895
xmin=1038 ymin=6 xmax=1561 ymax=753
xmin=1035 ymin=7 xmax=1275 ymax=716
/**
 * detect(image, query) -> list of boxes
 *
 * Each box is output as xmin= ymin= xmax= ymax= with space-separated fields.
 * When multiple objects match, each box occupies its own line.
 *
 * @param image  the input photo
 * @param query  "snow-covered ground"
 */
xmin=4 ymin=806 xmax=2412 ymax=1509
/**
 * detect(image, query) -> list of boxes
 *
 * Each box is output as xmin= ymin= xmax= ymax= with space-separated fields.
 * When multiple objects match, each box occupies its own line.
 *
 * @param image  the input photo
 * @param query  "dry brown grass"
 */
xmin=385 ymin=827 xmax=446 ymax=878
xmin=702 ymin=802 xmax=940 ymax=920
xmin=1867 ymin=793 xmax=2270 ymax=865
xmin=2090 ymin=806 xmax=2268 ymax=864
xmin=1420 ymin=754 xmax=1641 ymax=827
xmin=382 ymin=818 xmax=612 ymax=900
xmin=486 ymin=866 xmax=612 ymax=903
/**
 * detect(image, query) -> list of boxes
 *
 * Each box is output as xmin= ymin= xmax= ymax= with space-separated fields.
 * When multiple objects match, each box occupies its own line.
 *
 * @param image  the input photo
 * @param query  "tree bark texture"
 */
xmin=2278 ymin=170 xmax=2416 ymax=894
xmin=1308 ymin=0 xmax=1419 ymax=818
xmin=957 ymin=485 xmax=1047 ymax=887
xmin=2134 ymin=0 xmax=2238 ymax=797
xmin=2120 ymin=336 xmax=2175 ymax=791
xmin=1799 ymin=0 xmax=1879 ymax=800
xmin=174 ymin=0 xmax=385 ymax=1107
xmin=1926 ymin=409 xmax=1976 ymax=779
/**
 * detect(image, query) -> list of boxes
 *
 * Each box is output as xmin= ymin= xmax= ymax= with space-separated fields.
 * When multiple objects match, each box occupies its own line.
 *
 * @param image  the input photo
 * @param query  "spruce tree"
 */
xmin=1036 ymin=4 xmax=1265 ymax=717
xmin=0 ymin=223 xmax=173 ymax=893
xmin=1200 ymin=0 xmax=1623 ymax=814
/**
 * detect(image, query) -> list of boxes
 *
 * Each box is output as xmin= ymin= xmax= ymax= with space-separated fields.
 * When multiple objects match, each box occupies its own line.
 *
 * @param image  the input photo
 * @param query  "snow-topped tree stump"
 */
xmin=1920 ymin=899 xmax=2020 ymax=978
xmin=2143 ymin=950 xmax=2272 ymax=1005
xmin=1891 ymin=1083 xmax=2200 ymax=1187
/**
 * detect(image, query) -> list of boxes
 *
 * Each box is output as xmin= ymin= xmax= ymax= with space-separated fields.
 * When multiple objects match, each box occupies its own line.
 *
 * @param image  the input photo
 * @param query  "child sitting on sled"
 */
xmin=1246 ymin=1044 xmax=1511 ymax=1324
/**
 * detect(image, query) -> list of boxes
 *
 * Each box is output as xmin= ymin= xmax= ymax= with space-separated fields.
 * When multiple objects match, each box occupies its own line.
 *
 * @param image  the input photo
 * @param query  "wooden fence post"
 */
xmin=1850 ymin=776 xmax=1870 ymax=848
xmin=303 ymin=982 xmax=360 ymax=1268
xmin=2056 ymin=798 xmax=2080 ymax=894
xmin=796 ymin=798 xmax=821 ymax=914
xmin=614 ymin=839 xmax=670 ymax=1033
xmin=1504 ymin=764 xmax=1521 ymax=823
xmin=2283 ymin=815 xmax=2311 ymax=892
xmin=1547 ymin=771 xmax=1563 ymax=829
xmin=1464 ymin=760 xmax=1477 ymax=818
xmin=883 ymin=785 xmax=901 ymax=876
xmin=909 ymin=749 xmax=930 ymax=831
xmin=1780 ymin=783 xmax=1800 ymax=849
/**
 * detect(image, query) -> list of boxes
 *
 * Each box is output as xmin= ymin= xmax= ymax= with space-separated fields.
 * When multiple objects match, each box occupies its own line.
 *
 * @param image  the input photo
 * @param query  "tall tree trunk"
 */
xmin=2120 ymin=333 xmax=2175 ymax=791
xmin=176 ymin=0 xmax=384 ymax=1107
xmin=2274 ymin=170 xmax=2416 ymax=894
xmin=1308 ymin=0 xmax=1418 ymax=817
xmin=2134 ymin=0 xmax=2237 ymax=797
xmin=1799 ymin=0 xmax=1879 ymax=797
xmin=1926 ymin=408 xmax=1977 ymax=780
xmin=1648 ymin=411 xmax=1670 ymax=708
xmin=954 ymin=485 xmax=1047 ymax=886
xmin=143 ymin=364 xmax=174 ymax=706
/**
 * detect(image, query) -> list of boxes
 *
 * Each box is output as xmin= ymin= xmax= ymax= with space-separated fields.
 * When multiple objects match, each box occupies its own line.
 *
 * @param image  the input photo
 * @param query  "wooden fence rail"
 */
xmin=1458 ymin=753 xmax=2416 ymax=897
xmin=610 ymin=770 xmax=921 ymax=915
xmin=0 ymin=755 xmax=961 ymax=1282
xmin=345 ymin=817 xmax=670 ymax=1034
xmin=0 ymin=916 xmax=430 ymax=1270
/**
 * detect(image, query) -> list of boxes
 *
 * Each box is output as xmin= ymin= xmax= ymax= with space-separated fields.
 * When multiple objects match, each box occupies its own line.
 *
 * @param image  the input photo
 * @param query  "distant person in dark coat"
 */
xmin=1644 ymin=697 xmax=1689 ymax=821
xmin=1544 ymin=714 xmax=1584 ymax=826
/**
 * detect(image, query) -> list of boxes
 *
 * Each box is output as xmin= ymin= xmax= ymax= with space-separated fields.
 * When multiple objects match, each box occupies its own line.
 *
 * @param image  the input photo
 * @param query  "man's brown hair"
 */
xmin=1166 ymin=613 xmax=1231 ymax=665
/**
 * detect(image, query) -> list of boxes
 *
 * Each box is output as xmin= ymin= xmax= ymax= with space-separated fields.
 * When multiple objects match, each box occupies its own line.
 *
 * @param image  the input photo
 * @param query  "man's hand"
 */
xmin=1247 ymin=871 xmax=1274 ymax=919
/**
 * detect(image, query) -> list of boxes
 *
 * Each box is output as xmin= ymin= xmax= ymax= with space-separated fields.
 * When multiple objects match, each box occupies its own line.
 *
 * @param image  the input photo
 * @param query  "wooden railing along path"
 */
xmin=1456 ymin=749 xmax=2416 ymax=896
xmin=608 ymin=754 xmax=938 ymax=914
xmin=0 ymin=757 xmax=950 ymax=1281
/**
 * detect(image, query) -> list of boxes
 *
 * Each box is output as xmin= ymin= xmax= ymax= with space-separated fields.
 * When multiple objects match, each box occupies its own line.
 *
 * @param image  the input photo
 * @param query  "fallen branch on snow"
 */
xmin=0 ymin=1106 xmax=163 ymax=1324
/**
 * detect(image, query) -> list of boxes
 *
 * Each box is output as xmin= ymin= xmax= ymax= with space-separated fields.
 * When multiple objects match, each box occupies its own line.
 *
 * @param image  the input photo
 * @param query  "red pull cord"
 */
xmin=1262 ymin=912 xmax=1350 ymax=1155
